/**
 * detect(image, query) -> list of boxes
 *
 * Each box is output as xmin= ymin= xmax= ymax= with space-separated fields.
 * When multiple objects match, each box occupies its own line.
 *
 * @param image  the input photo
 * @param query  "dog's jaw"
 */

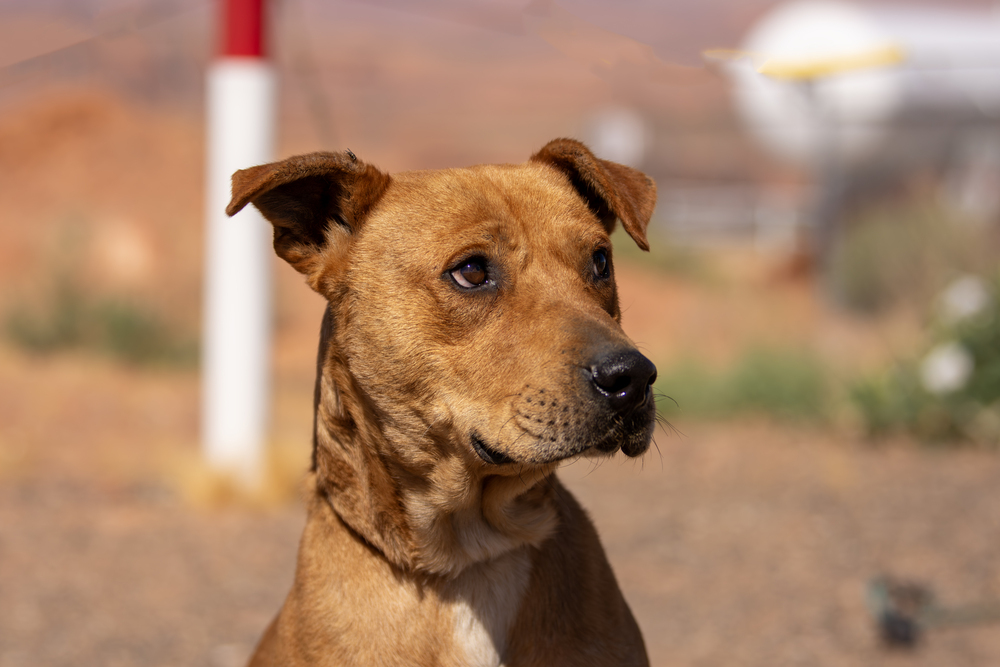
xmin=312 ymin=350 xmax=562 ymax=577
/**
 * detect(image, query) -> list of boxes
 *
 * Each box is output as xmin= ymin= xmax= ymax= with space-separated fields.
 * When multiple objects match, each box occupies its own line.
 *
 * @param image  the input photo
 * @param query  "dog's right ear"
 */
xmin=226 ymin=151 xmax=391 ymax=286
xmin=530 ymin=138 xmax=656 ymax=251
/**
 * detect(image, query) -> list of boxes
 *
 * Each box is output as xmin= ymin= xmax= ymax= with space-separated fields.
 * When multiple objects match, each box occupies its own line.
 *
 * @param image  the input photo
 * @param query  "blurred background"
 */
xmin=1 ymin=0 xmax=999 ymax=665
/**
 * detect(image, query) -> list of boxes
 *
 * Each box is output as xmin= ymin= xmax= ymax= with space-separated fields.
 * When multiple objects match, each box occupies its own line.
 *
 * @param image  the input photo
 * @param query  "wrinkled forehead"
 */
xmin=362 ymin=163 xmax=608 ymax=252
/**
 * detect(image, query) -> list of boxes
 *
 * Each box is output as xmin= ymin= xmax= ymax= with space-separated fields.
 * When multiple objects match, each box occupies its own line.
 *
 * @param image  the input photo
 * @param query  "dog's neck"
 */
xmin=394 ymin=447 xmax=561 ymax=575
xmin=310 ymin=308 xmax=560 ymax=576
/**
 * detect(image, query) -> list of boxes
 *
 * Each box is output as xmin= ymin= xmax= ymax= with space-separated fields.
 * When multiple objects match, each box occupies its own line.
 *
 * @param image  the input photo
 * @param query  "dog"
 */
xmin=226 ymin=138 xmax=658 ymax=666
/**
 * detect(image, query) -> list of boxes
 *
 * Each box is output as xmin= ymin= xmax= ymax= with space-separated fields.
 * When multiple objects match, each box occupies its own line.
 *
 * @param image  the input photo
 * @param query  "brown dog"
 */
xmin=226 ymin=139 xmax=658 ymax=666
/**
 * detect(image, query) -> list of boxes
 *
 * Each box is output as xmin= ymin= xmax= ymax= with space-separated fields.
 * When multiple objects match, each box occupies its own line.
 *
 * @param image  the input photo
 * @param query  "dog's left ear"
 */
xmin=226 ymin=151 xmax=391 ymax=285
xmin=530 ymin=138 xmax=656 ymax=251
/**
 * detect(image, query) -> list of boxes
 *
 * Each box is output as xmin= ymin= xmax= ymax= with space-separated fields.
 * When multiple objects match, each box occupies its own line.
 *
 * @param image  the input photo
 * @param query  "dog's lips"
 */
xmin=587 ymin=405 xmax=655 ymax=459
xmin=470 ymin=432 xmax=516 ymax=465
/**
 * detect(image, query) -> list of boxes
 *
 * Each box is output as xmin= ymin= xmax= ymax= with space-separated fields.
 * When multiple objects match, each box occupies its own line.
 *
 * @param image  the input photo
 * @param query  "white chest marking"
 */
xmin=448 ymin=549 xmax=532 ymax=667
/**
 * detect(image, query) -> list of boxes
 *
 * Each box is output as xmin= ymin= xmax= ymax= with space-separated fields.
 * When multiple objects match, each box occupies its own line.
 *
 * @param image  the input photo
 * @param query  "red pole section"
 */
xmin=222 ymin=0 xmax=265 ymax=57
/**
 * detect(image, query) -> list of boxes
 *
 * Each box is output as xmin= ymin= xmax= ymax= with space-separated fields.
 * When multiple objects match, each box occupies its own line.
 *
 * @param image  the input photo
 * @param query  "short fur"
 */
xmin=227 ymin=139 xmax=658 ymax=666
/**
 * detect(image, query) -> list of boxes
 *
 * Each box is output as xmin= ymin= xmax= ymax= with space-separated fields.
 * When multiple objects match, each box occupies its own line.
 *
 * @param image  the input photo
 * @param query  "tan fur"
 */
xmin=228 ymin=140 xmax=657 ymax=666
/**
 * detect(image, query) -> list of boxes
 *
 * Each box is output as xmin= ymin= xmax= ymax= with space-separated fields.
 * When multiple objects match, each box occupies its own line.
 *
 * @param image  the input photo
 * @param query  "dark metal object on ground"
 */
xmin=867 ymin=576 xmax=1000 ymax=649
xmin=867 ymin=576 xmax=933 ymax=647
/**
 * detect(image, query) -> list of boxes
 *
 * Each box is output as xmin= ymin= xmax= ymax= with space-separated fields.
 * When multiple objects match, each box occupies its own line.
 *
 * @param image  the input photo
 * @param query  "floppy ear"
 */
xmin=226 ymin=150 xmax=392 ymax=281
xmin=530 ymin=138 xmax=656 ymax=250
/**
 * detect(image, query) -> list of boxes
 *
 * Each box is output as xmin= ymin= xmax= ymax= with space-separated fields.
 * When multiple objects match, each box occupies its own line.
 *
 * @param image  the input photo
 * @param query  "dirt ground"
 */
xmin=1 ymin=90 xmax=999 ymax=667
xmin=2 ymin=277 xmax=1000 ymax=667
xmin=4 ymin=391 xmax=1000 ymax=667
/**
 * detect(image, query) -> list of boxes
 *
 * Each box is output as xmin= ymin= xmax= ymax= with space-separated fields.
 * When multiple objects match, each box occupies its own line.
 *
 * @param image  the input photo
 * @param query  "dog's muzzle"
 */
xmin=471 ymin=349 xmax=658 ymax=466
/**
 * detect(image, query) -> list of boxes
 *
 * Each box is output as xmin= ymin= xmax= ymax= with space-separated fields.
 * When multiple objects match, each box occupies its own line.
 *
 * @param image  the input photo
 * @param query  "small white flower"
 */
xmin=920 ymin=341 xmax=974 ymax=395
xmin=939 ymin=275 xmax=990 ymax=324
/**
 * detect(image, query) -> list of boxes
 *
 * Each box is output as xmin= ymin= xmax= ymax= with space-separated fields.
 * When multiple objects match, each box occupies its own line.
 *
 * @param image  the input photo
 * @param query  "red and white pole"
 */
xmin=202 ymin=0 xmax=275 ymax=483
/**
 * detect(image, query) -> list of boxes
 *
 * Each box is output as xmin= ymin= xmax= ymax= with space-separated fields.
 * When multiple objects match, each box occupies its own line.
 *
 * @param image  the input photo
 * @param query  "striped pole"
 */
xmin=202 ymin=0 xmax=275 ymax=483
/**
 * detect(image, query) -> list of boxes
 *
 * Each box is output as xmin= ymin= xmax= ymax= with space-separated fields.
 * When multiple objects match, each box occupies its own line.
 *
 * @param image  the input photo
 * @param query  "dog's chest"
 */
xmin=444 ymin=549 xmax=532 ymax=667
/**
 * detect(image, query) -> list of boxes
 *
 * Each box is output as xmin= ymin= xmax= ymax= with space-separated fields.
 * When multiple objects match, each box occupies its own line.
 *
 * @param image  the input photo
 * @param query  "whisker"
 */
xmin=649 ymin=435 xmax=664 ymax=471
xmin=516 ymin=466 xmax=529 ymax=489
xmin=494 ymin=412 xmax=519 ymax=444
xmin=582 ymin=456 xmax=605 ymax=478
xmin=657 ymin=416 xmax=684 ymax=439
xmin=652 ymin=390 xmax=679 ymax=409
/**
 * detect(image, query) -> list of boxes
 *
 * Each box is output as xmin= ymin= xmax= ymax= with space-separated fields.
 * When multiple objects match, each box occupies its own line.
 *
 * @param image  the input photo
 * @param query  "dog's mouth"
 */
xmin=470 ymin=399 xmax=655 ymax=466
xmin=470 ymin=432 xmax=516 ymax=465
xmin=581 ymin=425 xmax=650 ymax=460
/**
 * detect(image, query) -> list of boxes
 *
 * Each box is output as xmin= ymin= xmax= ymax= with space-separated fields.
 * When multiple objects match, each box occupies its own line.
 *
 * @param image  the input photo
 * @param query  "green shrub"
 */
xmin=829 ymin=198 xmax=995 ymax=313
xmin=6 ymin=278 xmax=197 ymax=367
xmin=657 ymin=347 xmax=831 ymax=422
xmin=724 ymin=348 xmax=829 ymax=420
xmin=850 ymin=274 xmax=1000 ymax=445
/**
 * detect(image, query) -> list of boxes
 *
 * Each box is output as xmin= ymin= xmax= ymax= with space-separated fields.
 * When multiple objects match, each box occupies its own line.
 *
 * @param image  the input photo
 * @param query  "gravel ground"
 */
xmin=2 ymin=417 xmax=999 ymax=667
xmin=562 ymin=424 xmax=1000 ymax=667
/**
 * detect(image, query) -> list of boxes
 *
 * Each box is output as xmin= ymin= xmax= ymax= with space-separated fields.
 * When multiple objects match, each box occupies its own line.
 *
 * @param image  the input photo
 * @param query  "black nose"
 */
xmin=590 ymin=350 xmax=657 ymax=413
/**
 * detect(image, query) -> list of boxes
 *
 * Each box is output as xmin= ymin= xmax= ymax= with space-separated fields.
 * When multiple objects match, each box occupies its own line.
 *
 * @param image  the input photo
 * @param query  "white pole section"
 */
xmin=202 ymin=0 xmax=275 ymax=483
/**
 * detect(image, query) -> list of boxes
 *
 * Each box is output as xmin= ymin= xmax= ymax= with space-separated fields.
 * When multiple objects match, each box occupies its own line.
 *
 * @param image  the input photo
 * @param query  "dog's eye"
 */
xmin=451 ymin=258 xmax=488 ymax=288
xmin=592 ymin=249 xmax=610 ymax=280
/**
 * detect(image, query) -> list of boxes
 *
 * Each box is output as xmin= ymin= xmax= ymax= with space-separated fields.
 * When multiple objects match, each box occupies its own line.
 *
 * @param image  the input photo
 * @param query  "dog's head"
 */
xmin=227 ymin=140 xmax=658 ymax=473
